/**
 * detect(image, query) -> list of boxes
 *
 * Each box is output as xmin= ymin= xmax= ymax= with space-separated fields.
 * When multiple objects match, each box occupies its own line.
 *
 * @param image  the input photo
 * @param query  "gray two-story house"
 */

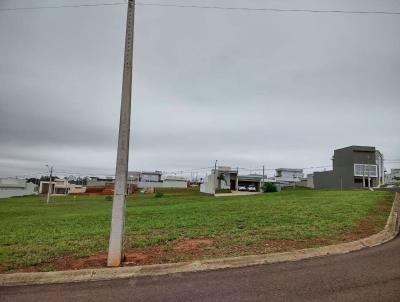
xmin=314 ymin=146 xmax=384 ymax=189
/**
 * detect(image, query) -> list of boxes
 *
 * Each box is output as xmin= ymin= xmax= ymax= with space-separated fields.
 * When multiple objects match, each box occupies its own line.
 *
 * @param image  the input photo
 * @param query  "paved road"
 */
xmin=1 ymin=235 xmax=400 ymax=302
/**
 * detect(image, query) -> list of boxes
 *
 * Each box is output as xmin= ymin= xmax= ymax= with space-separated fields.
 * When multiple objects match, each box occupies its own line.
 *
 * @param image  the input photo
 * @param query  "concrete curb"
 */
xmin=1 ymin=193 xmax=399 ymax=287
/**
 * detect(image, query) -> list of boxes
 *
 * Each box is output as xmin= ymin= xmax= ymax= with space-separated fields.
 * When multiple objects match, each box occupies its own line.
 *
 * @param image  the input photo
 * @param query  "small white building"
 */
xmin=127 ymin=171 xmax=188 ymax=189
xmin=275 ymin=168 xmax=304 ymax=183
xmin=39 ymin=179 xmax=69 ymax=195
xmin=386 ymin=169 xmax=400 ymax=184
xmin=200 ymin=166 xmax=261 ymax=194
xmin=306 ymin=173 xmax=315 ymax=188
xmin=0 ymin=178 xmax=37 ymax=198
xmin=69 ymin=184 xmax=87 ymax=194
xmin=163 ymin=176 xmax=188 ymax=188
xmin=40 ymin=179 xmax=87 ymax=195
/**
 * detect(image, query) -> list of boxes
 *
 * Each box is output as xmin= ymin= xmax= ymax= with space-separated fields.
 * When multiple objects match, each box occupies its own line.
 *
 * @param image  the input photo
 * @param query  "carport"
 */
xmin=237 ymin=175 xmax=262 ymax=191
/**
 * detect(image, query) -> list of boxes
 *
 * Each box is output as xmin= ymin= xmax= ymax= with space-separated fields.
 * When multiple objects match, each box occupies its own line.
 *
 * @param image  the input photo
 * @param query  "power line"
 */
xmin=1 ymin=1 xmax=400 ymax=15
xmin=136 ymin=2 xmax=400 ymax=15
xmin=0 ymin=1 xmax=127 ymax=12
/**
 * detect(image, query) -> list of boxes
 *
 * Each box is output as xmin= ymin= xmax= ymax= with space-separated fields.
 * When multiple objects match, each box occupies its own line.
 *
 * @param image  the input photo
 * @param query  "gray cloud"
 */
xmin=1 ymin=0 xmax=399 ymax=178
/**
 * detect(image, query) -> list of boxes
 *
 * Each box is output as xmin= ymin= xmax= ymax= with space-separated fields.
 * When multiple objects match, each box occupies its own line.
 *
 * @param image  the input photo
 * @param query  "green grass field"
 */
xmin=0 ymin=189 xmax=394 ymax=271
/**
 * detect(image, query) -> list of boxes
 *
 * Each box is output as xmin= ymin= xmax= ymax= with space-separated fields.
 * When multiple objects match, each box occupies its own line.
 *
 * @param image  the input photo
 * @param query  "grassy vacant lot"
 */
xmin=0 ymin=189 xmax=394 ymax=272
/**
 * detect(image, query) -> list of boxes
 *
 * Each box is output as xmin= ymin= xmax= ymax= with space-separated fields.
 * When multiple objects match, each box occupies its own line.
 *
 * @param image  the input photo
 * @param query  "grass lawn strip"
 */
xmin=0 ymin=189 xmax=394 ymax=272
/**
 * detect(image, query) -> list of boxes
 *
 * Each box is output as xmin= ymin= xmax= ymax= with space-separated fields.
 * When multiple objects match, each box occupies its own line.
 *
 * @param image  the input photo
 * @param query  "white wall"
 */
xmin=307 ymin=174 xmax=315 ymax=188
xmin=200 ymin=174 xmax=217 ymax=194
xmin=163 ymin=180 xmax=187 ymax=188
xmin=136 ymin=181 xmax=188 ymax=189
xmin=137 ymin=182 xmax=164 ymax=189
xmin=69 ymin=185 xmax=86 ymax=194
xmin=39 ymin=180 xmax=69 ymax=194
xmin=219 ymin=172 xmax=231 ymax=190
xmin=277 ymin=170 xmax=304 ymax=182
xmin=0 ymin=182 xmax=37 ymax=198
xmin=386 ymin=169 xmax=400 ymax=184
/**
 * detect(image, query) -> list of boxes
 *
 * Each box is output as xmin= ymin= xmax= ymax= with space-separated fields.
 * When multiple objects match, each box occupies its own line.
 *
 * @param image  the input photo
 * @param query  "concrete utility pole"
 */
xmin=368 ymin=168 xmax=371 ymax=189
xmin=262 ymin=165 xmax=265 ymax=185
xmin=214 ymin=160 xmax=218 ymax=193
xmin=236 ymin=167 xmax=239 ymax=191
xmin=362 ymin=165 xmax=366 ymax=188
xmin=107 ymin=0 xmax=135 ymax=267
xmin=46 ymin=165 xmax=53 ymax=204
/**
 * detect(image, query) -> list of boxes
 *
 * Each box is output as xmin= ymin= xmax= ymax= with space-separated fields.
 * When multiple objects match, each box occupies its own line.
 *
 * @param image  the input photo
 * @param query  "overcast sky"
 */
xmin=0 ymin=0 xmax=399 ymax=178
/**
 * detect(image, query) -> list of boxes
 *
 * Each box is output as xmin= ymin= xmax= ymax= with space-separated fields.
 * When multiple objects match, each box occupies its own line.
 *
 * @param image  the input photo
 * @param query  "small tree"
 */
xmin=217 ymin=174 xmax=228 ymax=186
xmin=155 ymin=191 xmax=164 ymax=198
xmin=262 ymin=182 xmax=277 ymax=193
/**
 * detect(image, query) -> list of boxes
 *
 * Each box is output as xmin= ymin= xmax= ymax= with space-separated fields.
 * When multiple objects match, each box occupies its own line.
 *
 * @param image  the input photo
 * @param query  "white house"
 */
xmin=69 ymin=184 xmax=86 ymax=194
xmin=39 ymin=179 xmax=87 ymax=195
xmin=386 ymin=169 xmax=400 ymax=184
xmin=306 ymin=173 xmax=315 ymax=188
xmin=200 ymin=166 xmax=261 ymax=194
xmin=39 ymin=179 xmax=69 ymax=195
xmin=0 ymin=178 xmax=37 ymax=198
xmin=163 ymin=176 xmax=188 ymax=188
xmin=127 ymin=171 xmax=188 ymax=189
xmin=275 ymin=168 xmax=304 ymax=183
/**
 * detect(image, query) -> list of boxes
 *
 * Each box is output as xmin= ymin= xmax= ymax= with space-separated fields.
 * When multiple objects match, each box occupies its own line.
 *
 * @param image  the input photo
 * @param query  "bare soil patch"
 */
xmin=173 ymin=239 xmax=213 ymax=252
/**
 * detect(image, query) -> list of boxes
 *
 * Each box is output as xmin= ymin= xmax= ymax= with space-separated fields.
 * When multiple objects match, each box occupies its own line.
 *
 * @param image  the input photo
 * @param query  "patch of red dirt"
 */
xmin=173 ymin=239 xmax=213 ymax=252
xmin=50 ymin=253 xmax=108 ymax=271
xmin=263 ymin=239 xmax=313 ymax=251
xmin=124 ymin=251 xmax=149 ymax=262
xmin=338 ymin=200 xmax=391 ymax=242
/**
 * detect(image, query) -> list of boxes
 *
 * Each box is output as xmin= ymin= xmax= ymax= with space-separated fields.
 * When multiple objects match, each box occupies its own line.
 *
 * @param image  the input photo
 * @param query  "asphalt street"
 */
xmin=1 ymin=233 xmax=400 ymax=302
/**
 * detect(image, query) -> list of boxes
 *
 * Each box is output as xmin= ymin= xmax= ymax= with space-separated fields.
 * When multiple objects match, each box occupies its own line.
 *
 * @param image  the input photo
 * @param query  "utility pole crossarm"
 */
xmin=107 ymin=0 xmax=135 ymax=267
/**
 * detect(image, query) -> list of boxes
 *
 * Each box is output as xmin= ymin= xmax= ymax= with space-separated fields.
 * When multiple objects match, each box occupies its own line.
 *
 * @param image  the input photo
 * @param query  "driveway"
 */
xmin=1 ymin=234 xmax=399 ymax=302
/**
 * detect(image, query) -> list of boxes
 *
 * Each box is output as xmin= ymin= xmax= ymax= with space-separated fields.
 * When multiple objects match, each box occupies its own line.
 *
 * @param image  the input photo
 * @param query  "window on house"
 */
xmin=354 ymin=164 xmax=377 ymax=177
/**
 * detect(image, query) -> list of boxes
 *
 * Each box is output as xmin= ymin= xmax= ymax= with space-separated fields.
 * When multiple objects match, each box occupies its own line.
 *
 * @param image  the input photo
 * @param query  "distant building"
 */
xmin=163 ymin=176 xmax=188 ymax=188
xmin=306 ymin=174 xmax=315 ymax=189
xmin=39 ymin=179 xmax=70 ymax=195
xmin=68 ymin=184 xmax=86 ymax=194
xmin=86 ymin=177 xmax=115 ymax=194
xmin=127 ymin=171 xmax=187 ymax=189
xmin=0 ymin=178 xmax=37 ymax=198
xmin=314 ymin=146 xmax=384 ymax=189
xmin=200 ymin=166 xmax=261 ymax=194
xmin=263 ymin=168 xmax=304 ymax=189
xmin=86 ymin=177 xmax=115 ymax=188
xmin=39 ymin=179 xmax=87 ymax=195
xmin=275 ymin=168 xmax=304 ymax=183
xmin=385 ymin=169 xmax=400 ymax=184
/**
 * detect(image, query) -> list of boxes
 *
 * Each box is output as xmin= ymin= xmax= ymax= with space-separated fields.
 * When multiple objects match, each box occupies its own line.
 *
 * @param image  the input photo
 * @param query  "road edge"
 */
xmin=1 ymin=193 xmax=399 ymax=287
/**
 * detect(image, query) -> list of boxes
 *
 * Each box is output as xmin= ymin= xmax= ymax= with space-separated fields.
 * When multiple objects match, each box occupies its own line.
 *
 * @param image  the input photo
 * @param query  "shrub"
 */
xmin=262 ymin=182 xmax=277 ymax=193
xmin=105 ymin=195 xmax=112 ymax=201
xmin=155 ymin=191 xmax=164 ymax=198
xmin=215 ymin=189 xmax=231 ymax=194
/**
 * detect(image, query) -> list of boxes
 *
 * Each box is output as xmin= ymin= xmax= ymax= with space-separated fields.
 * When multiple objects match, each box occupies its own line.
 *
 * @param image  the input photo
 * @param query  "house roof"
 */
xmin=141 ymin=171 xmax=162 ymax=176
xmin=238 ymin=175 xmax=262 ymax=181
xmin=335 ymin=145 xmax=376 ymax=152
xmin=275 ymin=168 xmax=303 ymax=172
xmin=164 ymin=176 xmax=186 ymax=181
